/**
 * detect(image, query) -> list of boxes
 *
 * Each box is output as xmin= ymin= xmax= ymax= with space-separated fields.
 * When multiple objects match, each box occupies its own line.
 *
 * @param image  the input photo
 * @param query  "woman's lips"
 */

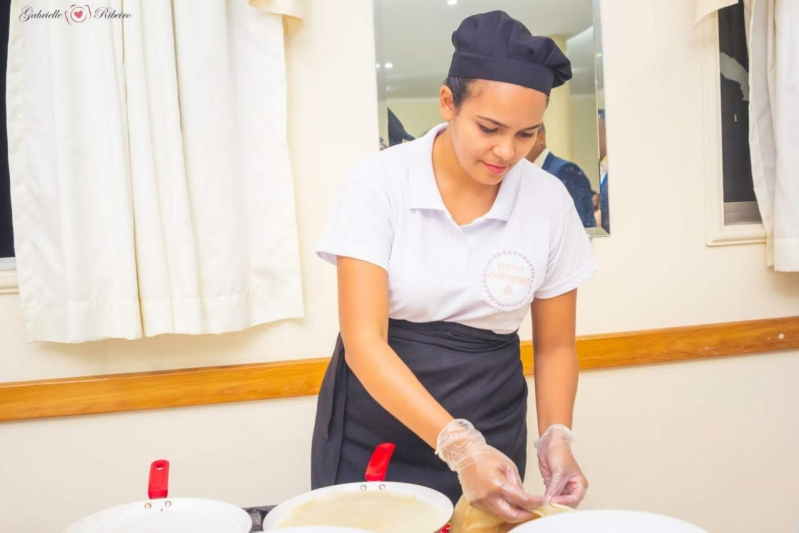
xmin=482 ymin=161 xmax=508 ymax=175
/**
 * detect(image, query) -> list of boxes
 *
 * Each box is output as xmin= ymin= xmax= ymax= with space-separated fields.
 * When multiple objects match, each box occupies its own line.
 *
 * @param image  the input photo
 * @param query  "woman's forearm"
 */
xmin=533 ymin=347 xmax=578 ymax=435
xmin=344 ymin=334 xmax=454 ymax=448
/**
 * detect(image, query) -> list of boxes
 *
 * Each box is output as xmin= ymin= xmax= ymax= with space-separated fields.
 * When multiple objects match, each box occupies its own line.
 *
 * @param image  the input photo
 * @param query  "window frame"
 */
xmin=0 ymin=258 xmax=17 ymax=294
xmin=701 ymin=10 xmax=765 ymax=247
xmin=0 ymin=0 xmax=14 ymax=292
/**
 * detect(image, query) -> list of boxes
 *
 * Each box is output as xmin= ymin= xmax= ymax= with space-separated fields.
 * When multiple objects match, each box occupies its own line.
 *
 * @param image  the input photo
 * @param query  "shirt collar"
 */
xmin=408 ymin=124 xmax=448 ymax=211
xmin=532 ymin=147 xmax=550 ymax=168
xmin=408 ymin=123 xmax=520 ymax=222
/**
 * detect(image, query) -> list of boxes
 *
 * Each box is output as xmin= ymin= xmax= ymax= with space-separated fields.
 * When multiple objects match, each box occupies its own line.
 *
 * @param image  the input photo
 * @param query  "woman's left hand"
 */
xmin=534 ymin=424 xmax=588 ymax=507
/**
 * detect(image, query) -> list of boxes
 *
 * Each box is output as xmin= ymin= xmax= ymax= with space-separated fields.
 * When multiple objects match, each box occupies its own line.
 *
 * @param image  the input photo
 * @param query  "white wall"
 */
xmin=1 ymin=1 xmax=799 ymax=532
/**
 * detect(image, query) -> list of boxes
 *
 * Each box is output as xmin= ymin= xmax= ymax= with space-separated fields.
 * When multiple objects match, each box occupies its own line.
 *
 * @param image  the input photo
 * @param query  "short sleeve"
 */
xmin=534 ymin=187 xmax=599 ymax=299
xmin=315 ymin=160 xmax=394 ymax=271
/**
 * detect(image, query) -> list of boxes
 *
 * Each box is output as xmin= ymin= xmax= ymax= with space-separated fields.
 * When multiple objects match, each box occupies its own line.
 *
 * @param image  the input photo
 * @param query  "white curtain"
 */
xmin=697 ymin=0 xmax=799 ymax=271
xmin=695 ymin=0 xmax=738 ymax=23
xmin=6 ymin=0 xmax=305 ymax=343
xmin=747 ymin=0 xmax=799 ymax=271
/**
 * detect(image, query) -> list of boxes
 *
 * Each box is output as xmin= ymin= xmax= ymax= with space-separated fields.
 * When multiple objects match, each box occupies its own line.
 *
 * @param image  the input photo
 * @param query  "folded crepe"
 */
xmin=449 ymin=496 xmax=573 ymax=532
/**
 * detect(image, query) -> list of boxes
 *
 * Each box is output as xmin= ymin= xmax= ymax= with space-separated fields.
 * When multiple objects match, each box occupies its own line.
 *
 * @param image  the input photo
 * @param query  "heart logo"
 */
xmin=74 ymin=9 xmax=83 ymax=19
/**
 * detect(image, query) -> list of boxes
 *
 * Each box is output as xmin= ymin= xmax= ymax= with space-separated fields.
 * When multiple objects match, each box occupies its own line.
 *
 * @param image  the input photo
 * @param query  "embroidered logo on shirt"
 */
xmin=483 ymin=250 xmax=535 ymax=309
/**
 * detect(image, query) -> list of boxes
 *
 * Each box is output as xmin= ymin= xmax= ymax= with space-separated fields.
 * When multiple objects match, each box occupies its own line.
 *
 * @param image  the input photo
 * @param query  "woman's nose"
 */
xmin=493 ymin=140 xmax=514 ymax=161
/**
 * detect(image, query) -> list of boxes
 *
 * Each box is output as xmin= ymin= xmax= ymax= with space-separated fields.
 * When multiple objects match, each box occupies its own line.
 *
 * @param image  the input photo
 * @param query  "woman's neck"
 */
xmin=431 ymin=126 xmax=501 ymax=225
xmin=432 ymin=127 xmax=498 ymax=200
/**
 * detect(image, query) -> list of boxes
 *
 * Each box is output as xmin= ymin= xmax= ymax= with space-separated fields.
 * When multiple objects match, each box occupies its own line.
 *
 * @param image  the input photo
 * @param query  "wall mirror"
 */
xmin=373 ymin=0 xmax=610 ymax=236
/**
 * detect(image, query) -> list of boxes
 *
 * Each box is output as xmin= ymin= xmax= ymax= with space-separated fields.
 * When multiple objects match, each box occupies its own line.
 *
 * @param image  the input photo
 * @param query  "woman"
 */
xmin=312 ymin=11 xmax=598 ymax=525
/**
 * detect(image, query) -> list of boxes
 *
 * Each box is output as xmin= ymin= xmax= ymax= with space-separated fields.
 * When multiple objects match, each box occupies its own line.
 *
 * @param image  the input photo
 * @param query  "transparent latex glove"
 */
xmin=534 ymin=424 xmax=588 ymax=507
xmin=436 ymin=419 xmax=544 ymax=523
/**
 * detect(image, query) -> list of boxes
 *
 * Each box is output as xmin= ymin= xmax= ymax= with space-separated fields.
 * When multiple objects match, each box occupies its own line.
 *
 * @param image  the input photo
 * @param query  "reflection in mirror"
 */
xmin=373 ymin=0 xmax=609 ymax=235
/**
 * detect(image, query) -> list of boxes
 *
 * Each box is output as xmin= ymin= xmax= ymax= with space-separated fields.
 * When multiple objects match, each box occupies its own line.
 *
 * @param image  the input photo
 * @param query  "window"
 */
xmin=718 ymin=0 xmax=761 ymax=225
xmin=1 ymin=0 xmax=13 ymax=262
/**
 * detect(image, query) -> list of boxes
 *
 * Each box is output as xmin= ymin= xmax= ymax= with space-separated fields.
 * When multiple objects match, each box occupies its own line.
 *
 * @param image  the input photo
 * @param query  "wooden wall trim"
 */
xmin=1 ymin=316 xmax=797 ymax=422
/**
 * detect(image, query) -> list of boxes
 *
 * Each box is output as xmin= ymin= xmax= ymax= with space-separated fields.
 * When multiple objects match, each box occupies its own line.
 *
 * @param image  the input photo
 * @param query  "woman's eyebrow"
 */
xmin=476 ymin=116 xmax=541 ymax=131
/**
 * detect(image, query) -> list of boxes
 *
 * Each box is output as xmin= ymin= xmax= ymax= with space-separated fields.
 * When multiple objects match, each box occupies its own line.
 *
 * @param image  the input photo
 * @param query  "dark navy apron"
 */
xmin=310 ymin=318 xmax=528 ymax=505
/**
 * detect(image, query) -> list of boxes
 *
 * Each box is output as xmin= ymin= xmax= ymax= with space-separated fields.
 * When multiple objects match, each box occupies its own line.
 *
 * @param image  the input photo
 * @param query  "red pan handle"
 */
xmin=365 ymin=443 xmax=395 ymax=482
xmin=148 ymin=460 xmax=170 ymax=499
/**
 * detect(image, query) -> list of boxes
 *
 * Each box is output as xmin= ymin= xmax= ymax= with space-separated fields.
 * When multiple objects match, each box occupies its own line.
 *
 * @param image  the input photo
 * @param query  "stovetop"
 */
xmin=242 ymin=506 xmax=276 ymax=532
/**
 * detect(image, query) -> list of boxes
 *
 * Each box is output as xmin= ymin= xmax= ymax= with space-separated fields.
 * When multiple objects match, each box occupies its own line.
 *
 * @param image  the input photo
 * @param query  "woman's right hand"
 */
xmin=436 ymin=419 xmax=544 ymax=523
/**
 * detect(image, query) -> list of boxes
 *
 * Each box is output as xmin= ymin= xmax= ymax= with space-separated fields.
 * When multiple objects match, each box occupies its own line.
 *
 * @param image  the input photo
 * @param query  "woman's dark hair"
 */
xmin=443 ymin=75 xmax=550 ymax=110
xmin=443 ymin=75 xmax=477 ymax=109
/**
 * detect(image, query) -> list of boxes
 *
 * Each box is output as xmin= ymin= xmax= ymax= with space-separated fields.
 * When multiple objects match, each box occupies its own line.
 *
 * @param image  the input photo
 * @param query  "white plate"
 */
xmin=62 ymin=498 xmax=253 ymax=533
xmin=512 ymin=510 xmax=708 ymax=533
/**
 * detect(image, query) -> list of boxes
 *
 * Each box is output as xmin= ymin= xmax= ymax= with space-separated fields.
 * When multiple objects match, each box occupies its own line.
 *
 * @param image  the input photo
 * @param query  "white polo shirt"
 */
xmin=317 ymin=124 xmax=598 ymax=334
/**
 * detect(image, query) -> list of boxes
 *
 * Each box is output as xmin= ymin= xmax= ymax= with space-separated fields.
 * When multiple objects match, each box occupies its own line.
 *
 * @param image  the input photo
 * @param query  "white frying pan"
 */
xmin=262 ymin=444 xmax=453 ymax=532
xmin=62 ymin=460 xmax=252 ymax=533
xmin=280 ymin=526 xmax=370 ymax=533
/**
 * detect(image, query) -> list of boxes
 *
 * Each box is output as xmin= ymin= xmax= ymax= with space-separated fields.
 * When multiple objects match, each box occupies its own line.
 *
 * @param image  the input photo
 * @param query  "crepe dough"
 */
xmin=278 ymin=491 xmax=442 ymax=533
xmin=449 ymin=496 xmax=573 ymax=532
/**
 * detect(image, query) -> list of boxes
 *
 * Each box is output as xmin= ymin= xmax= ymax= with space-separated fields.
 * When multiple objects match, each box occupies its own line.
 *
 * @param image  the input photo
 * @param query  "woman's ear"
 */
xmin=439 ymin=85 xmax=456 ymax=122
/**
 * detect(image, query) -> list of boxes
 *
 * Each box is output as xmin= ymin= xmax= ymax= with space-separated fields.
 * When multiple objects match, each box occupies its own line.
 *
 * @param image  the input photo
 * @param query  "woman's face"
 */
xmin=440 ymin=80 xmax=548 ymax=185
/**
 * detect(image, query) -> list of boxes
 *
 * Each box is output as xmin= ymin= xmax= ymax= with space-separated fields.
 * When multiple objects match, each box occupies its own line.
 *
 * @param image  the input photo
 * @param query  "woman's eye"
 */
xmin=518 ymin=132 xmax=534 ymax=139
xmin=479 ymin=124 xmax=498 ymax=134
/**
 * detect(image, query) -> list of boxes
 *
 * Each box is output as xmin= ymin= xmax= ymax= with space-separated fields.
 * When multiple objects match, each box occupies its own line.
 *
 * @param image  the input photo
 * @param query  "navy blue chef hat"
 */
xmin=448 ymin=11 xmax=572 ymax=96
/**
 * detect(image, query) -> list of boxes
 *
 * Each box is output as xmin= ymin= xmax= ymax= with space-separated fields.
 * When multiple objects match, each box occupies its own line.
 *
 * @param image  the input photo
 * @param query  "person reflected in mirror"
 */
xmin=525 ymin=123 xmax=596 ymax=228
xmin=591 ymin=190 xmax=600 ymax=228
xmin=597 ymin=109 xmax=609 ymax=233
xmin=388 ymin=107 xmax=415 ymax=146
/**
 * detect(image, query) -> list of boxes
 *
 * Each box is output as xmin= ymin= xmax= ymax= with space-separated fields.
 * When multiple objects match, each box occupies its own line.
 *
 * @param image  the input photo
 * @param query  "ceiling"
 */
xmin=375 ymin=0 xmax=596 ymax=98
